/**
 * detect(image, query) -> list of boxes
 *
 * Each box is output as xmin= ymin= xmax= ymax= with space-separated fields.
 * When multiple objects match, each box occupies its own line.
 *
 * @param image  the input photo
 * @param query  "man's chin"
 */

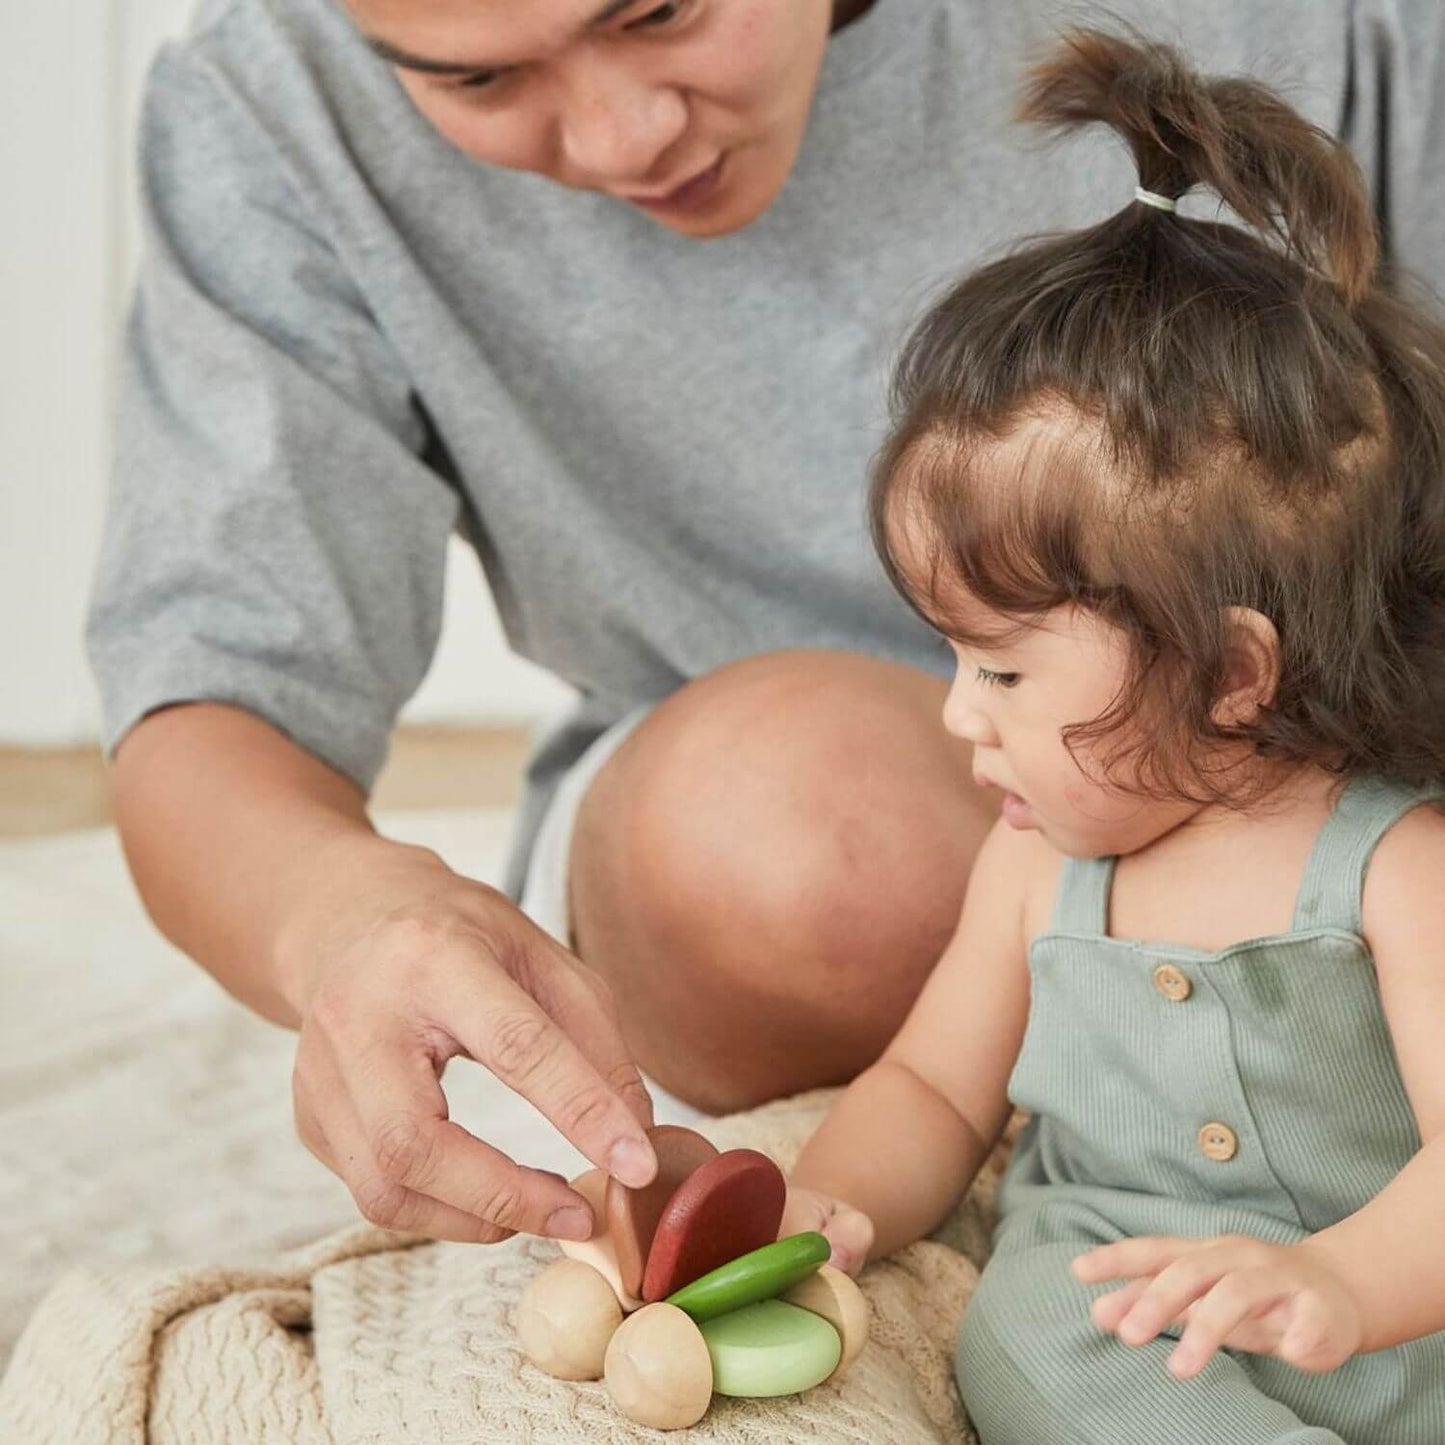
xmin=646 ymin=205 xmax=767 ymax=239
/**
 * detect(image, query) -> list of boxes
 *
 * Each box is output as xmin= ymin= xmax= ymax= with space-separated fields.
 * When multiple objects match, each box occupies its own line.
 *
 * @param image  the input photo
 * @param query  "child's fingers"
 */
xmin=1089 ymin=1278 xmax=1151 ymax=1333
xmin=823 ymin=1207 xmax=875 ymax=1278
xmin=1167 ymin=1269 xmax=1284 ymax=1378
xmin=779 ymin=1189 xmax=874 ymax=1275
xmin=1114 ymin=1247 xmax=1248 ymax=1345
xmin=778 ymin=1194 xmax=816 ymax=1239
xmin=779 ymin=1186 xmax=832 ymax=1239
xmin=1072 ymin=1236 xmax=1192 ymax=1283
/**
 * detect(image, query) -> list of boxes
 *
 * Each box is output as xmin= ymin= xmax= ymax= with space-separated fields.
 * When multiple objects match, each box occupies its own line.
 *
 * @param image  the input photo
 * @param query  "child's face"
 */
xmin=941 ymin=605 xmax=1199 ymax=858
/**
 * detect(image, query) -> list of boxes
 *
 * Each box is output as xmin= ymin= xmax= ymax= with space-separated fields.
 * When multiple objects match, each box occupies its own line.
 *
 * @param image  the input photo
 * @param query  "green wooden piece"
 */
xmin=664 ymin=1231 xmax=829 ymax=1323
xmin=699 ymin=1299 xmax=842 ymax=1397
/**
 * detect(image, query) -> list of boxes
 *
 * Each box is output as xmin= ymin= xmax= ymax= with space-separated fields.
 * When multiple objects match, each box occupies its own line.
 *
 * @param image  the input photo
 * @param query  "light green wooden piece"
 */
xmin=664 ymin=1231 xmax=829 ymax=1323
xmin=698 ymin=1299 xmax=842 ymax=1398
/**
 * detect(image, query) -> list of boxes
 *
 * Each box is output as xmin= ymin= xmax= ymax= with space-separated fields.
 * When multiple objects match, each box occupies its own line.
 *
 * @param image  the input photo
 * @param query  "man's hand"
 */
xmin=1072 ymin=1234 xmax=1365 ymax=1379
xmin=283 ymin=840 xmax=658 ymax=1244
xmin=781 ymin=1183 xmax=875 ymax=1278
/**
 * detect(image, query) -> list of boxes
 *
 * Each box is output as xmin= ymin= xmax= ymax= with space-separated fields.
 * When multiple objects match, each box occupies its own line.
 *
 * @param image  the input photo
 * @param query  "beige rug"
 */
xmin=1 ymin=1085 xmax=1003 ymax=1443
xmin=0 ymin=810 xmax=1003 ymax=1440
xmin=0 ymin=808 xmax=603 ymax=1369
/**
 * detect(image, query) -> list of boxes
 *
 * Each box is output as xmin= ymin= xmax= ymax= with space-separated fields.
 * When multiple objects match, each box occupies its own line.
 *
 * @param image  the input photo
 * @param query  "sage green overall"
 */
xmin=957 ymin=776 xmax=1445 ymax=1444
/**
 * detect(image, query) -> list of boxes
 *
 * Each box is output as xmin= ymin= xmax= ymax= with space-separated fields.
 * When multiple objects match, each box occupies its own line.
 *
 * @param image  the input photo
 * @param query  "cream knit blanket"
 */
xmin=0 ymin=1089 xmax=1007 ymax=1443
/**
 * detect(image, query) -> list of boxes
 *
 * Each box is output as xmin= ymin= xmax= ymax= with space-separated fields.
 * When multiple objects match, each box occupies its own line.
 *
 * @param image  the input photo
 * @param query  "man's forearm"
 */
xmin=111 ymin=702 xmax=440 ymax=1028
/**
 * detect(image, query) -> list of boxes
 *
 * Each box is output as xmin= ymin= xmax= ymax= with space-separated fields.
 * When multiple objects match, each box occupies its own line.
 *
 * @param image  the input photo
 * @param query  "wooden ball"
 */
xmin=604 ymin=1302 xmax=713 ymax=1430
xmin=517 ymin=1258 xmax=622 ymax=1381
xmin=782 ymin=1264 xmax=870 ymax=1381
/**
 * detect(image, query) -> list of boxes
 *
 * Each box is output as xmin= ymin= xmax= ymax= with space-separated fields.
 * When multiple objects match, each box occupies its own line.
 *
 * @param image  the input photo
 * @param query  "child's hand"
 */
xmin=1072 ymin=1235 xmax=1364 ymax=1379
xmin=781 ymin=1184 xmax=875 ymax=1278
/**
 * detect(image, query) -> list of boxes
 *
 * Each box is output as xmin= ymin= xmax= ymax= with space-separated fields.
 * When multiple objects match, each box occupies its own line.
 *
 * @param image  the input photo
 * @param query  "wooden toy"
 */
xmin=557 ymin=1167 xmax=644 ymax=1311
xmin=515 ymin=1257 xmax=622 ymax=1381
xmin=783 ymin=1264 xmax=870 ymax=1380
xmin=699 ymin=1299 xmax=842 ymax=1397
xmin=642 ymin=1148 xmax=787 ymax=1300
xmin=603 ymin=1302 xmax=713 ymax=1431
xmin=607 ymin=1125 xmax=719 ymax=1298
xmin=516 ymin=1127 xmax=870 ymax=1430
xmin=665 ymin=1231 xmax=831 ymax=1322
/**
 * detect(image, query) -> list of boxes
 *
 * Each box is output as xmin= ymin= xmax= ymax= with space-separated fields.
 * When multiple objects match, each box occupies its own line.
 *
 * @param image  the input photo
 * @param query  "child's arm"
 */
xmin=1074 ymin=803 xmax=1445 ymax=1375
xmin=788 ymin=817 xmax=1039 ymax=1265
xmin=1297 ymin=803 xmax=1445 ymax=1351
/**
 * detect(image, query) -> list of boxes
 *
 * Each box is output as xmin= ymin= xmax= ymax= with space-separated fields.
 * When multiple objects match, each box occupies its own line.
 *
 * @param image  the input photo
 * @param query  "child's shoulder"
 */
xmin=971 ymin=817 xmax=1070 ymax=945
xmin=1361 ymin=794 xmax=1445 ymax=965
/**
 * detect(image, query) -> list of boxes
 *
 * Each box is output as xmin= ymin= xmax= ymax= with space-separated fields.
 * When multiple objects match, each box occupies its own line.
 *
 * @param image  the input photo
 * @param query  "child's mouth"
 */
xmin=1000 ymin=791 xmax=1035 ymax=829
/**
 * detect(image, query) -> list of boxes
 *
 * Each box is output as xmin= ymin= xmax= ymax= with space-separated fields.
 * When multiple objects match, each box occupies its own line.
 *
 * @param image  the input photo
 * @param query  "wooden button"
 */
xmin=1153 ymin=963 xmax=1193 ymax=1001
xmin=1198 ymin=1122 xmax=1238 ymax=1162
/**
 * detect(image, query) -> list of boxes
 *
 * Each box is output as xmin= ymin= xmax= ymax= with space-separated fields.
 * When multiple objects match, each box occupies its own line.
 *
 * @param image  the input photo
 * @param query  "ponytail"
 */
xmin=1020 ymin=29 xmax=1379 ymax=305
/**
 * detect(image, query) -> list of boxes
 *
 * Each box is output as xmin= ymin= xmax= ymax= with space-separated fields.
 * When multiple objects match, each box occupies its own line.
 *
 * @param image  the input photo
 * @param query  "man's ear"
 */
xmin=1211 ymin=607 xmax=1281 ymax=728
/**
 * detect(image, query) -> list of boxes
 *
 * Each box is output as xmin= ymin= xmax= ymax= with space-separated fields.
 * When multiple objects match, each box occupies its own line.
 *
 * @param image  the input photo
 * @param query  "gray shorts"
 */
xmin=517 ymin=704 xmax=706 ymax=1129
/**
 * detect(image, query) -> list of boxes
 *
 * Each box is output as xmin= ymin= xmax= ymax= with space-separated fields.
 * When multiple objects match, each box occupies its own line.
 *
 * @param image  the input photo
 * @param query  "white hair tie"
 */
xmin=1134 ymin=186 xmax=1178 ymax=213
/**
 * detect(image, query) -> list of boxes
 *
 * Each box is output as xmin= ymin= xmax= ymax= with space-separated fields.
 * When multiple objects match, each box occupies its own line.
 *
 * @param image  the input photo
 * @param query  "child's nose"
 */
xmin=942 ymin=691 xmax=1000 ymax=747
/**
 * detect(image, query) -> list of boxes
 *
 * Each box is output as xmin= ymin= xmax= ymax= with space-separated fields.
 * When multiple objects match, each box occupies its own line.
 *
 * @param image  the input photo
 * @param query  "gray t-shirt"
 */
xmin=86 ymin=0 xmax=1445 ymax=896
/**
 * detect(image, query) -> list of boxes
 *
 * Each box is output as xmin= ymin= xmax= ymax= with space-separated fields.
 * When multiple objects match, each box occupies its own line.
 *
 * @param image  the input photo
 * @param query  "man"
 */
xmin=88 ymin=0 xmax=1445 ymax=1249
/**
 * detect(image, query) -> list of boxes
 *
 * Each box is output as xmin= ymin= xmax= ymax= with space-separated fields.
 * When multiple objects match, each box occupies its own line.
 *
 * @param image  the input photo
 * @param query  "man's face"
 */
xmin=345 ymin=0 xmax=840 ymax=238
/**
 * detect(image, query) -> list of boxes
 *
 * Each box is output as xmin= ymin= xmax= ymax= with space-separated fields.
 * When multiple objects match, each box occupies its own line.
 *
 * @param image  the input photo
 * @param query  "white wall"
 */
xmin=0 ymin=0 xmax=571 ymax=748
xmin=1 ymin=1 xmax=118 ymax=744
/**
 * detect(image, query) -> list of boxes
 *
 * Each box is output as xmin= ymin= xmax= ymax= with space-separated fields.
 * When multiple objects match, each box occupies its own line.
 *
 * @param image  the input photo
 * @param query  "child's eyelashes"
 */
xmin=939 ymin=637 xmax=1021 ymax=686
xmin=976 ymin=666 xmax=1021 ymax=689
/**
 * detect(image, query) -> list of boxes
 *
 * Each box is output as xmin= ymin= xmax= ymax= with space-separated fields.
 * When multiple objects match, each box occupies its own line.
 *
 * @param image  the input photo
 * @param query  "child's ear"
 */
xmin=1212 ymin=607 xmax=1282 ymax=728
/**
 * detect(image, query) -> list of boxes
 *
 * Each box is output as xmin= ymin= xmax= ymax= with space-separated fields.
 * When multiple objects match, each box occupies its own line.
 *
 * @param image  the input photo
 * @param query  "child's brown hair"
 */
xmin=871 ymin=28 xmax=1445 ymax=802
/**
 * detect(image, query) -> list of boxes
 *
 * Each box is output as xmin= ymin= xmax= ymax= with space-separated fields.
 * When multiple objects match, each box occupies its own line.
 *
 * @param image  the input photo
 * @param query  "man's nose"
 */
xmin=556 ymin=52 xmax=688 ymax=184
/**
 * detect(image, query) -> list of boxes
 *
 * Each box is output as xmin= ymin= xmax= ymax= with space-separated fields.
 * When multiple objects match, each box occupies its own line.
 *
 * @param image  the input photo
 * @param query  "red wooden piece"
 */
xmin=605 ymin=1125 xmax=719 ymax=1299
xmin=641 ymin=1149 xmax=786 ymax=1302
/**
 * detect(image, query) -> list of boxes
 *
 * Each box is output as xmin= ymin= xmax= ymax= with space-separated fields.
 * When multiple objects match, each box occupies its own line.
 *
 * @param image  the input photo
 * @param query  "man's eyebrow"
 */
xmin=366 ymin=0 xmax=644 ymax=75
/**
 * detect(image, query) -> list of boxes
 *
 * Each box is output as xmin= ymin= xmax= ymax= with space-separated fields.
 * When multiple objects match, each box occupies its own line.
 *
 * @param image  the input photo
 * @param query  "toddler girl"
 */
xmin=785 ymin=28 xmax=1445 ymax=1445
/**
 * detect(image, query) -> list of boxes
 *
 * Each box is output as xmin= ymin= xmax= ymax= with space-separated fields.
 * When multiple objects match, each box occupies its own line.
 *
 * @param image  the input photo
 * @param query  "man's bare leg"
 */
xmin=569 ymin=649 xmax=999 ymax=1115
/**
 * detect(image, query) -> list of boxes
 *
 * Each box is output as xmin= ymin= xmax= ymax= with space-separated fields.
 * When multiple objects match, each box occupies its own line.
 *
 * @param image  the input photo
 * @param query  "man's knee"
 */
xmin=569 ymin=649 xmax=997 ymax=1110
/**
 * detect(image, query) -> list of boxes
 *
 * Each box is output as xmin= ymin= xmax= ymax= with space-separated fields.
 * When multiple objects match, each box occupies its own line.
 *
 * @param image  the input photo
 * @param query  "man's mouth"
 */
xmin=621 ymin=154 xmax=726 ymax=213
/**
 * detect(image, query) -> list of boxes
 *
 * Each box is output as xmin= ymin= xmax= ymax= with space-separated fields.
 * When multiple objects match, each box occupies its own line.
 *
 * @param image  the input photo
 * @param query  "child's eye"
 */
xmin=976 ymin=667 xmax=1021 ymax=688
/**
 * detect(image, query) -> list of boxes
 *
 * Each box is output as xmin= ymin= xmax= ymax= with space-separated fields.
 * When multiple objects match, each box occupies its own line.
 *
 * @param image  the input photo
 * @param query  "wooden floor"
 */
xmin=0 ymin=726 xmax=532 ymax=838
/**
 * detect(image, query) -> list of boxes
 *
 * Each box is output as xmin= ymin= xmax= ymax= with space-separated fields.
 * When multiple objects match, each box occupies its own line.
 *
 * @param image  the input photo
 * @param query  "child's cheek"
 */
xmin=1055 ymin=780 xmax=1128 ymax=850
